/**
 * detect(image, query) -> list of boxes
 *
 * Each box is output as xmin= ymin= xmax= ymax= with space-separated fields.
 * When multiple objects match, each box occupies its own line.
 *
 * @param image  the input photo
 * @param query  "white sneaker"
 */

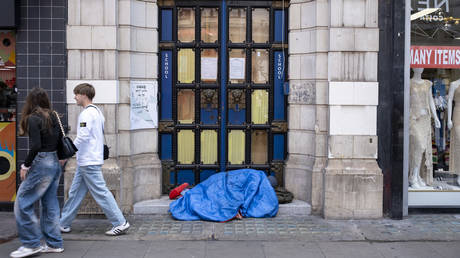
xmin=60 ymin=226 xmax=71 ymax=233
xmin=105 ymin=221 xmax=130 ymax=236
xmin=41 ymin=244 xmax=64 ymax=253
xmin=10 ymin=246 xmax=41 ymax=258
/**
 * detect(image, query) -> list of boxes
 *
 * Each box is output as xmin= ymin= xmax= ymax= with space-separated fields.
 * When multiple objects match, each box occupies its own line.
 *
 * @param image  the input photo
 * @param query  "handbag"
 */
xmin=54 ymin=111 xmax=78 ymax=159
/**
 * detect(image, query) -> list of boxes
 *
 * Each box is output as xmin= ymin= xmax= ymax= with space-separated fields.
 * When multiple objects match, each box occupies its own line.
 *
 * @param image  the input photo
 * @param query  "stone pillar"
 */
xmin=285 ymin=0 xmax=329 ymax=214
xmin=323 ymin=0 xmax=382 ymax=219
xmin=118 ymin=0 xmax=161 ymax=212
xmin=65 ymin=0 xmax=161 ymax=214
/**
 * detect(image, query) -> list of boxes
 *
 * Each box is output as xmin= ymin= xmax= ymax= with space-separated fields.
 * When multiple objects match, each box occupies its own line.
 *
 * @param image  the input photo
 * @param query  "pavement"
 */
xmin=2 ymin=212 xmax=460 ymax=257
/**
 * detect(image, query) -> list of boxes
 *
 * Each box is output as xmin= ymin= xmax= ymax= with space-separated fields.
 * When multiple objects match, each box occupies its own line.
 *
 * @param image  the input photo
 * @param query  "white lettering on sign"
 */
xmin=164 ymin=52 xmax=169 ymax=79
xmin=276 ymin=53 xmax=283 ymax=80
xmin=411 ymin=47 xmax=460 ymax=67
xmin=414 ymin=0 xmax=450 ymax=12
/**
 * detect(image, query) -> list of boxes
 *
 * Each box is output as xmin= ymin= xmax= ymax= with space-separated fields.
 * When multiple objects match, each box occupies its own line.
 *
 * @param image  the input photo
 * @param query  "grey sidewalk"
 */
xmin=1 ymin=239 xmax=460 ymax=258
xmin=4 ymin=212 xmax=460 ymax=242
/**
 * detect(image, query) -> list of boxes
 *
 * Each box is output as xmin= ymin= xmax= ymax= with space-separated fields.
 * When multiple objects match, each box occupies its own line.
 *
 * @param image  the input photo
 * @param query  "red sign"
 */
xmin=411 ymin=46 xmax=460 ymax=68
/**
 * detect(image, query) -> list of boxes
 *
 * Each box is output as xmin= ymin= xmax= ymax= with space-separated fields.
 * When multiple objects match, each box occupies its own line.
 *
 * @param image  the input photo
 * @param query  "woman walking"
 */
xmin=10 ymin=88 xmax=64 ymax=257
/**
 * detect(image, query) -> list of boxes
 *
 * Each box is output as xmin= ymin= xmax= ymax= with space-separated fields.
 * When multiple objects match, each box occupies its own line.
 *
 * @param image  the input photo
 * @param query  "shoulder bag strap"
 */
xmin=86 ymin=105 xmax=107 ymax=144
xmin=53 ymin=111 xmax=66 ymax=137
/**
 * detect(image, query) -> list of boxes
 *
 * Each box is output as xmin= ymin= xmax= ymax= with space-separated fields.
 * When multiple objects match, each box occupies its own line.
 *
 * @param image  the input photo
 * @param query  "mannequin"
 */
xmin=409 ymin=68 xmax=441 ymax=189
xmin=446 ymin=78 xmax=460 ymax=185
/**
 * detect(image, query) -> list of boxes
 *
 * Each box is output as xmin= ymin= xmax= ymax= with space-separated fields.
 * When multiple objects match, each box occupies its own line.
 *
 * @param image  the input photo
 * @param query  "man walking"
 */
xmin=60 ymin=83 xmax=130 ymax=236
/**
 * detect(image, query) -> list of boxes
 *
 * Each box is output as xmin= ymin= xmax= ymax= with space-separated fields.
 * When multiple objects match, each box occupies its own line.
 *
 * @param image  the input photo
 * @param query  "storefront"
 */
xmin=0 ymin=0 xmax=17 ymax=208
xmin=408 ymin=0 xmax=460 ymax=207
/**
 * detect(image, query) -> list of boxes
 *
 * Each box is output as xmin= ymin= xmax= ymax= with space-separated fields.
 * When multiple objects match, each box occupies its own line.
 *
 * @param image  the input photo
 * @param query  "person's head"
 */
xmin=73 ymin=83 xmax=95 ymax=107
xmin=19 ymin=87 xmax=53 ymax=136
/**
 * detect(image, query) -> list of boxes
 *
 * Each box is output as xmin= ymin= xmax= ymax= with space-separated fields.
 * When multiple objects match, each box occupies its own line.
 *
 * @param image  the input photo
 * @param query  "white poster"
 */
xmin=229 ymin=58 xmax=245 ymax=79
xmin=130 ymin=81 xmax=158 ymax=130
xmin=201 ymin=57 xmax=218 ymax=80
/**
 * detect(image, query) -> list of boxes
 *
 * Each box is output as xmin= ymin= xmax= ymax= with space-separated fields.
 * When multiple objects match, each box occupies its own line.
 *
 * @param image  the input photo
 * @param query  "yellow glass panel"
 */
xmin=251 ymin=90 xmax=268 ymax=124
xmin=252 ymin=49 xmax=269 ymax=84
xmin=201 ymin=130 xmax=217 ymax=164
xmin=251 ymin=130 xmax=268 ymax=164
xmin=178 ymin=130 xmax=194 ymax=164
xmin=201 ymin=8 xmax=218 ymax=43
xmin=178 ymin=8 xmax=195 ymax=42
xmin=228 ymin=130 xmax=245 ymax=164
xmin=178 ymin=89 xmax=195 ymax=123
xmin=201 ymin=49 xmax=218 ymax=82
xmin=252 ymin=8 xmax=269 ymax=43
xmin=229 ymin=8 xmax=246 ymax=43
xmin=178 ymin=49 xmax=195 ymax=83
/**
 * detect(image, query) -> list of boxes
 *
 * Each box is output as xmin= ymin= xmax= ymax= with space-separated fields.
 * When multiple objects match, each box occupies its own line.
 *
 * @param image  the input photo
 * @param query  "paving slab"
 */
xmin=374 ymin=242 xmax=450 ymax=258
xmin=262 ymin=241 xmax=325 ymax=258
xmin=0 ymin=212 xmax=16 ymax=244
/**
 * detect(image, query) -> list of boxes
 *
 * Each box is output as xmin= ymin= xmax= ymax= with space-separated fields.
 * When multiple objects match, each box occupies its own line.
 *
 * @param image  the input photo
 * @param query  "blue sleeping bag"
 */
xmin=169 ymin=169 xmax=279 ymax=221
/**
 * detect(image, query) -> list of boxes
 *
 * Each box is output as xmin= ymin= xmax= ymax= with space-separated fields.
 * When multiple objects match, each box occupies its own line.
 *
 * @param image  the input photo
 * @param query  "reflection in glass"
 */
xmin=252 ymin=8 xmax=269 ymax=43
xmin=251 ymin=130 xmax=268 ymax=164
xmin=229 ymin=49 xmax=246 ymax=83
xmin=201 ymin=8 xmax=218 ymax=43
xmin=201 ymin=130 xmax=218 ymax=164
xmin=178 ymin=49 xmax=195 ymax=83
xmin=229 ymin=8 xmax=246 ymax=43
xmin=228 ymin=130 xmax=245 ymax=164
xmin=201 ymin=89 xmax=218 ymax=124
xmin=201 ymin=49 xmax=218 ymax=82
xmin=251 ymin=90 xmax=268 ymax=124
xmin=252 ymin=49 xmax=269 ymax=84
xmin=178 ymin=8 xmax=195 ymax=42
xmin=178 ymin=89 xmax=195 ymax=123
xmin=228 ymin=89 xmax=246 ymax=125
xmin=178 ymin=130 xmax=194 ymax=164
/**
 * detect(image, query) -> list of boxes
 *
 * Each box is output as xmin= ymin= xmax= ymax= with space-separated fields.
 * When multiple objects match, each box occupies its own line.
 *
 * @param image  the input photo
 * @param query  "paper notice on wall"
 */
xmin=229 ymin=58 xmax=245 ymax=79
xmin=130 ymin=81 xmax=158 ymax=130
xmin=201 ymin=57 xmax=218 ymax=80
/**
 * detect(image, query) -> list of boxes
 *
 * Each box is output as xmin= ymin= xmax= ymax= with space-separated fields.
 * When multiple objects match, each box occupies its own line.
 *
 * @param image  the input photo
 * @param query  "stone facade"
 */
xmin=285 ymin=0 xmax=382 ymax=219
xmin=65 ymin=0 xmax=382 ymax=218
xmin=65 ymin=0 xmax=161 ymax=213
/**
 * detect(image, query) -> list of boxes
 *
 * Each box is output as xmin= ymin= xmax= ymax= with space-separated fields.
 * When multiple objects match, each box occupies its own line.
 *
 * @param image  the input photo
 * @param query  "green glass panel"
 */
xmin=178 ymin=130 xmax=194 ymax=164
xmin=178 ymin=49 xmax=195 ymax=83
xmin=251 ymin=90 xmax=268 ymax=124
xmin=228 ymin=130 xmax=245 ymax=164
xmin=201 ymin=130 xmax=218 ymax=164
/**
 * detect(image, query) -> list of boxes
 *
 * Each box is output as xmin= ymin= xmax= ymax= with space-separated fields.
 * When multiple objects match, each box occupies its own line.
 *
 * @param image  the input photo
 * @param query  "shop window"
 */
xmin=409 ymin=5 xmax=460 ymax=207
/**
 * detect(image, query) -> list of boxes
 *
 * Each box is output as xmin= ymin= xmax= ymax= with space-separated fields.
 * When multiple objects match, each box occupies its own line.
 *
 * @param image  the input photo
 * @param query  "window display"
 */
xmin=409 ymin=1 xmax=460 ymax=206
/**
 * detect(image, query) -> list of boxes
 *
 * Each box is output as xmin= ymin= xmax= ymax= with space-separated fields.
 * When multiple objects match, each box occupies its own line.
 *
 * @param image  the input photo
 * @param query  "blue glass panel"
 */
xmin=161 ymin=51 xmax=172 ymax=119
xmin=200 ymin=170 xmax=216 ymax=182
xmin=160 ymin=134 xmax=172 ymax=159
xmin=228 ymin=106 xmax=245 ymax=124
xmin=273 ymin=134 xmax=285 ymax=160
xmin=274 ymin=51 xmax=285 ymax=120
xmin=178 ymin=170 xmax=195 ymax=185
xmin=161 ymin=9 xmax=172 ymax=41
xmin=201 ymin=108 xmax=218 ymax=124
xmin=274 ymin=10 xmax=285 ymax=42
xmin=170 ymin=171 xmax=175 ymax=185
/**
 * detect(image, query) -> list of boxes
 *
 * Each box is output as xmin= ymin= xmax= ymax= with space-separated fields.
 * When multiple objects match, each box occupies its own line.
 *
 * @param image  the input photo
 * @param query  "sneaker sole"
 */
xmin=10 ymin=248 xmax=41 ymax=258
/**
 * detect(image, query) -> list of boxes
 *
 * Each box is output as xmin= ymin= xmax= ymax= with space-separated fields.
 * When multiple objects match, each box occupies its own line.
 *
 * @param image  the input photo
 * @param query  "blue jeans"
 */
xmin=15 ymin=151 xmax=63 ymax=248
xmin=60 ymin=165 xmax=125 ymax=228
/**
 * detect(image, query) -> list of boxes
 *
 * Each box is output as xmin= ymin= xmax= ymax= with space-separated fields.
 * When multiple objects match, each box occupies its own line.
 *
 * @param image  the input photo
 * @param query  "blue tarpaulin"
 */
xmin=169 ymin=169 xmax=279 ymax=221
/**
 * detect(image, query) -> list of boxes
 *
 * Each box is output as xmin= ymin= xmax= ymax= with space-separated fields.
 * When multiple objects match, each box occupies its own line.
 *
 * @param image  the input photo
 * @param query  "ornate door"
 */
xmin=159 ymin=0 xmax=288 ymax=192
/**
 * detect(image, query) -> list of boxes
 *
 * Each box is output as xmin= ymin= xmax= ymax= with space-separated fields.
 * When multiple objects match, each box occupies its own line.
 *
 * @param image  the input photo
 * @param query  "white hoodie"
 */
xmin=74 ymin=104 xmax=104 ymax=166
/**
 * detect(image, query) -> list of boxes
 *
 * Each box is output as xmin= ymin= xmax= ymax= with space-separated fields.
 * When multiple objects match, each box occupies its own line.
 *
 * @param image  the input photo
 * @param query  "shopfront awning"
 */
xmin=410 ymin=45 xmax=460 ymax=68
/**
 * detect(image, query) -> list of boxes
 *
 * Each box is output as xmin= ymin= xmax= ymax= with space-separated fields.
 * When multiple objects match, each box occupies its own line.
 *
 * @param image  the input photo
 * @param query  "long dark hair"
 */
xmin=19 ymin=88 xmax=53 ymax=136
